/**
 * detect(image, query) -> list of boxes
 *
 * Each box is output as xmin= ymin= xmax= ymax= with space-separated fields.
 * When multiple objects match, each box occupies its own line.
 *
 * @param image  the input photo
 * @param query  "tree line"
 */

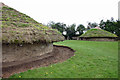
xmin=47 ymin=18 xmax=120 ymax=39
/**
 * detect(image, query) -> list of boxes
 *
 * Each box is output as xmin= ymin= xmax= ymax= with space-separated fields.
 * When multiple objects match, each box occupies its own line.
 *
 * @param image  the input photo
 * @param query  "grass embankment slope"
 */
xmin=80 ymin=29 xmax=117 ymax=37
xmin=2 ymin=4 xmax=64 ymax=43
xmin=10 ymin=40 xmax=118 ymax=78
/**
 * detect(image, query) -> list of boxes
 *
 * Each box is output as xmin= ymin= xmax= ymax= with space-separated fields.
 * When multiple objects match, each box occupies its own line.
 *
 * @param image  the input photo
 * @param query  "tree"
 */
xmin=48 ymin=21 xmax=66 ymax=33
xmin=65 ymin=24 xmax=76 ymax=40
xmin=99 ymin=20 xmax=105 ymax=29
xmin=104 ymin=20 xmax=115 ymax=33
xmin=76 ymin=24 xmax=85 ymax=35
xmin=87 ymin=22 xmax=98 ymax=30
xmin=114 ymin=20 xmax=120 ymax=38
xmin=99 ymin=18 xmax=120 ymax=38
xmin=99 ymin=18 xmax=116 ymax=33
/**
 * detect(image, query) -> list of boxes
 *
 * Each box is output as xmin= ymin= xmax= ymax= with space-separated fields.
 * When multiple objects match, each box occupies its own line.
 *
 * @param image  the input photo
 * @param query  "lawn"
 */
xmin=10 ymin=40 xmax=118 ymax=78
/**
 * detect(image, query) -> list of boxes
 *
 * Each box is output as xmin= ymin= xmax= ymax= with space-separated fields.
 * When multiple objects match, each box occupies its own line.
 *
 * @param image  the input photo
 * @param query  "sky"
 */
xmin=1 ymin=0 xmax=120 ymax=27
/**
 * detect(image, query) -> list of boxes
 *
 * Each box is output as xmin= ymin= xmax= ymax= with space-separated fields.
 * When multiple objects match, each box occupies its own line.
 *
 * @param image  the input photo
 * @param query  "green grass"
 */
xmin=10 ymin=40 xmax=118 ymax=78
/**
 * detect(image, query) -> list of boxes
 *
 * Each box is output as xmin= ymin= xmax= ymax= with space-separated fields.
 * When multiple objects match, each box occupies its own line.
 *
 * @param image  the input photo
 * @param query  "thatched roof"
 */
xmin=80 ymin=28 xmax=118 ymax=37
xmin=1 ymin=3 xmax=64 ymax=43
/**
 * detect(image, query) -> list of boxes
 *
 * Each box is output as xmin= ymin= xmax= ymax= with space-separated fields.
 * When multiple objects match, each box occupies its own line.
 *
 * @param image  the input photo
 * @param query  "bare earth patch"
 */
xmin=2 ymin=45 xmax=75 ymax=78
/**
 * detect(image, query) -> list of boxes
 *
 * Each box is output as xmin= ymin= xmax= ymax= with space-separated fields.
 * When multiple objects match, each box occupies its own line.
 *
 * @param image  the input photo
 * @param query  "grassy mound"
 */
xmin=1 ymin=3 xmax=64 ymax=43
xmin=80 ymin=29 xmax=117 ymax=37
xmin=10 ymin=40 xmax=118 ymax=78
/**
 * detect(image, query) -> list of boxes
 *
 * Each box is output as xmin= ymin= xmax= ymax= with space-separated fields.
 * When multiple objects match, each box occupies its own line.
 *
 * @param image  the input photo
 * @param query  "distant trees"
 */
xmin=48 ymin=21 xmax=85 ymax=39
xmin=86 ymin=18 xmax=120 ymax=38
xmin=48 ymin=21 xmax=66 ymax=33
xmin=48 ymin=18 xmax=120 ymax=39
xmin=65 ymin=24 xmax=76 ymax=39
xmin=114 ymin=20 xmax=120 ymax=38
xmin=99 ymin=18 xmax=115 ymax=33
xmin=86 ymin=22 xmax=98 ymax=30
xmin=99 ymin=18 xmax=120 ymax=38
xmin=76 ymin=24 xmax=85 ymax=35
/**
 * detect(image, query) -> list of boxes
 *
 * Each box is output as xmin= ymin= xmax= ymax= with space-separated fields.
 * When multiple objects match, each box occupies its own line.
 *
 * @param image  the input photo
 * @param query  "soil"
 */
xmin=3 ymin=43 xmax=53 ymax=63
xmin=2 ymin=45 xmax=75 ymax=78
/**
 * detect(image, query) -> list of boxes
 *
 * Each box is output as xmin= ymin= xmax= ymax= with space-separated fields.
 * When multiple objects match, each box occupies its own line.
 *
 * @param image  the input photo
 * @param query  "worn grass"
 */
xmin=10 ymin=40 xmax=118 ymax=78
xmin=2 ymin=4 xmax=64 ymax=43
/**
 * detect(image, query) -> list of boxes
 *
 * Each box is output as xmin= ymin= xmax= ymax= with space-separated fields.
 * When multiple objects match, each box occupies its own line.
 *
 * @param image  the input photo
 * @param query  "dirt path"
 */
xmin=2 ymin=45 xmax=75 ymax=78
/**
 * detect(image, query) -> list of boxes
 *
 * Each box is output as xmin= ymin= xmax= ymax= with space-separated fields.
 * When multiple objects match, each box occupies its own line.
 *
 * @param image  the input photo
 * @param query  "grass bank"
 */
xmin=10 ymin=40 xmax=118 ymax=78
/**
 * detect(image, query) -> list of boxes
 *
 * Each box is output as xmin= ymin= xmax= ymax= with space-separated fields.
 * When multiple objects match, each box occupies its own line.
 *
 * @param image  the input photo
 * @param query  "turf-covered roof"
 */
xmin=1 ymin=3 xmax=64 ymax=43
xmin=80 ymin=28 xmax=118 ymax=37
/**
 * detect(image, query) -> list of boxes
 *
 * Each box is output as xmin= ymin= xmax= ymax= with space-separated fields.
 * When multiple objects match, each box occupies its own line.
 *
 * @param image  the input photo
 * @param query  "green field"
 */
xmin=10 ymin=40 xmax=118 ymax=78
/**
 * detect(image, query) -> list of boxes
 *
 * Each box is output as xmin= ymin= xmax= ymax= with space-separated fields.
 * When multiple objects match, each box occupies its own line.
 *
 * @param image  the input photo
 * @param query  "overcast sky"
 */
xmin=1 ymin=0 xmax=119 ymax=27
